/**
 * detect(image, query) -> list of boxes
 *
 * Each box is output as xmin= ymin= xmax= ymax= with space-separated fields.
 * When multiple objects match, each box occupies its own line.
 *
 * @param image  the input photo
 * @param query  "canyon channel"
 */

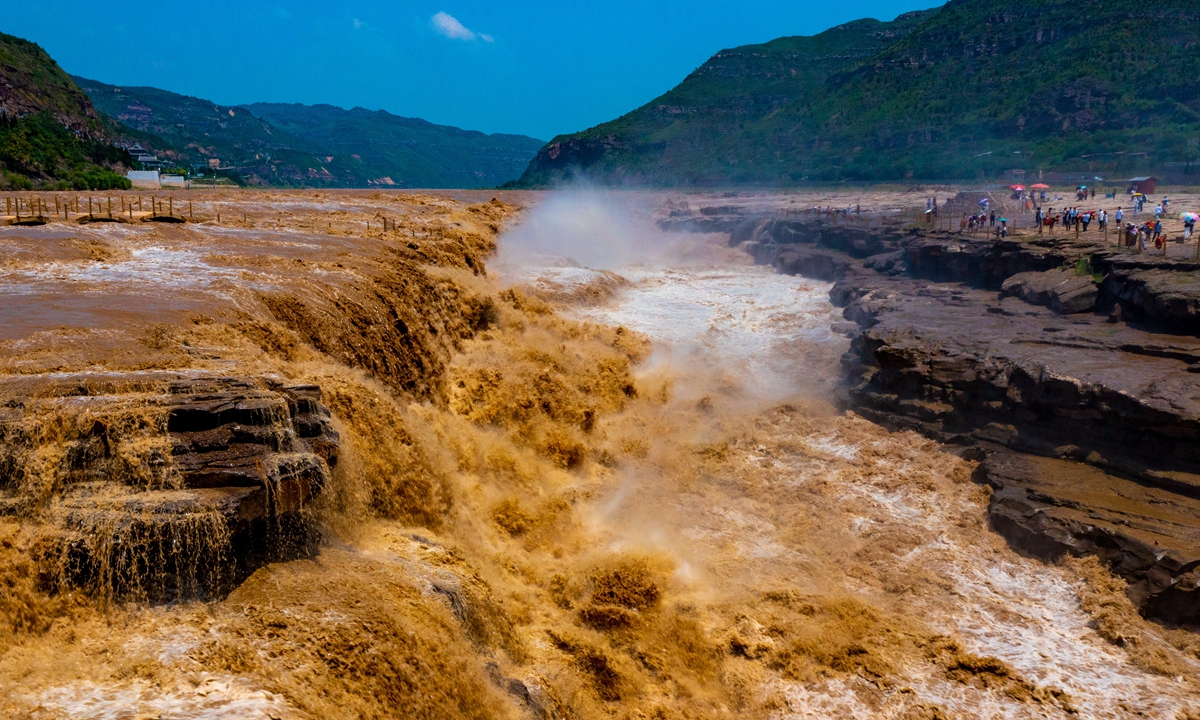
xmin=0 ymin=189 xmax=1196 ymax=719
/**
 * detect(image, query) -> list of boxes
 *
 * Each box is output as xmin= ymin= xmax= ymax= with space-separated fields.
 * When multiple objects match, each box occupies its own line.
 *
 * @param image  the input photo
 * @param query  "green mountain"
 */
xmin=0 ymin=33 xmax=132 ymax=190
xmin=77 ymin=77 xmax=545 ymax=188
xmin=75 ymin=76 xmax=355 ymax=186
xmin=515 ymin=0 xmax=1200 ymax=185
xmin=245 ymin=103 xmax=547 ymax=189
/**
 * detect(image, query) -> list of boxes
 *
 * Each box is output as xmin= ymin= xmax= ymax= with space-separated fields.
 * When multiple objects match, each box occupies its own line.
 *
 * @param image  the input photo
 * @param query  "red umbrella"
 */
xmin=1031 ymin=183 xmax=1050 ymax=190
xmin=1010 ymin=185 xmax=1025 ymax=191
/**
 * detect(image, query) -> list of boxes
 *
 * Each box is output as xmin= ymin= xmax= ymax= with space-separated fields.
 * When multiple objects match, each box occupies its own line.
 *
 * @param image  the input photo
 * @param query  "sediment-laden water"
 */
xmin=0 ymin=191 xmax=1196 ymax=719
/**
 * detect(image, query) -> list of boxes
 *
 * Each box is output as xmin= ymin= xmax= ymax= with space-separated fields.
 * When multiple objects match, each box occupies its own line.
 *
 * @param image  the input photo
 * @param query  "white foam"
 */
xmin=575 ymin=266 xmax=845 ymax=398
xmin=32 ymin=676 xmax=296 ymax=720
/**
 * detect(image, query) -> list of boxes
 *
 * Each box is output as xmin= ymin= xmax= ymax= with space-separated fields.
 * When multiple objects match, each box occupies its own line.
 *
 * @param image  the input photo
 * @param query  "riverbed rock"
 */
xmin=0 ymin=373 xmax=339 ymax=600
xmin=704 ymin=207 xmax=1200 ymax=621
xmin=1000 ymin=268 xmax=1098 ymax=314
xmin=998 ymin=267 xmax=1099 ymax=312
xmin=977 ymin=449 xmax=1200 ymax=624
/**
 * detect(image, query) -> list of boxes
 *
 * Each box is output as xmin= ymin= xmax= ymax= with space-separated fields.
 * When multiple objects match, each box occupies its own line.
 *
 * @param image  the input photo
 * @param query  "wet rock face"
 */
xmin=713 ymin=211 xmax=1200 ymax=623
xmin=977 ymin=450 xmax=1200 ymax=625
xmin=0 ymin=374 xmax=339 ymax=601
xmin=168 ymin=378 xmax=338 ymax=493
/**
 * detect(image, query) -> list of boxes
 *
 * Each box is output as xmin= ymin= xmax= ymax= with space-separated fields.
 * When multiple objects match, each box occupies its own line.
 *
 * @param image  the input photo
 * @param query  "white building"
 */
xmin=160 ymin=175 xmax=188 ymax=188
xmin=126 ymin=170 xmax=161 ymax=189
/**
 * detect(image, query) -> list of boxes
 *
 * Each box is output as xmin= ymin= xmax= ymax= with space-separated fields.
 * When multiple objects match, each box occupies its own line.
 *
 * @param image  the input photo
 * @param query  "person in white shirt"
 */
xmin=1155 ymin=204 xmax=1163 ymax=220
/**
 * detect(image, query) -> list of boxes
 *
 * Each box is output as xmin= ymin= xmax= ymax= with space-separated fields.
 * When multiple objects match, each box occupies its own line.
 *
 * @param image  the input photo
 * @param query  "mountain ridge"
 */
xmin=514 ymin=0 xmax=1200 ymax=186
xmin=77 ymin=77 xmax=545 ymax=188
xmin=243 ymin=102 xmax=545 ymax=188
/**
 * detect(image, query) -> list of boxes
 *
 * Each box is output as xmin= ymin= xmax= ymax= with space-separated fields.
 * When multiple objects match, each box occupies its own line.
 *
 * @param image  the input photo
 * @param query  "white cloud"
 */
xmin=353 ymin=18 xmax=364 ymax=29
xmin=431 ymin=12 xmax=493 ymax=42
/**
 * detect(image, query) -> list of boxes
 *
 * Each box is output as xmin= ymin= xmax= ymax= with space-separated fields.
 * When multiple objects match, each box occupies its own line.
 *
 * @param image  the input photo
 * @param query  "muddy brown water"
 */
xmin=0 ymin=189 xmax=1196 ymax=719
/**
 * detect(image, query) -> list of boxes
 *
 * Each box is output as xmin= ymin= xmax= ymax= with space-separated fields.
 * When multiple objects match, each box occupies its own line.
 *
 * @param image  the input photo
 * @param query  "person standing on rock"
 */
xmin=989 ymin=211 xmax=996 ymax=227
xmin=1081 ymin=212 xmax=1091 ymax=232
xmin=1116 ymin=207 xmax=1123 ymax=230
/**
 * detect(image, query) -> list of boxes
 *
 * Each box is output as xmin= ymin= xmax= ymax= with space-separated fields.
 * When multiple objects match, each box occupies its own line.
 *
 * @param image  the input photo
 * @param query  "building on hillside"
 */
xmin=126 ymin=170 xmax=161 ymax=189
xmin=124 ymin=143 xmax=163 ymax=168
xmin=1127 ymin=176 xmax=1157 ymax=194
xmin=1006 ymin=169 xmax=1026 ymax=182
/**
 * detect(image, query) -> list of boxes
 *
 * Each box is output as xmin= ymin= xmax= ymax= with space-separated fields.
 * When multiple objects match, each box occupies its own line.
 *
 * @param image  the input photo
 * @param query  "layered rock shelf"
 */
xmin=0 ymin=373 xmax=339 ymax=600
xmin=714 ymin=212 xmax=1200 ymax=625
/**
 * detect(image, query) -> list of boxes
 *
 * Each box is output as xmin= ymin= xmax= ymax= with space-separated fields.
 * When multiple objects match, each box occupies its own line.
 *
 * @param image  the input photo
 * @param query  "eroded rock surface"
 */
xmin=0 ymin=373 xmax=338 ymax=600
xmin=1000 ymin=268 xmax=1097 ymax=314
xmin=718 ymin=211 xmax=1200 ymax=623
xmin=978 ymin=450 xmax=1200 ymax=624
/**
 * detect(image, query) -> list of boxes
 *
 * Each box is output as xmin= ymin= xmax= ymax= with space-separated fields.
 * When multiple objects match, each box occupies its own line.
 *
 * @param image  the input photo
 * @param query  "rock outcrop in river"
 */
xmin=714 ymin=210 xmax=1200 ymax=624
xmin=0 ymin=373 xmax=338 ymax=600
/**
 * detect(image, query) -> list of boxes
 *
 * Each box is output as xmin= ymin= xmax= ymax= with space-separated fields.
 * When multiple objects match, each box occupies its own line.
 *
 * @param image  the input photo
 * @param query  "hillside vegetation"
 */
xmin=76 ymin=76 xmax=356 ymax=187
xmin=78 ymin=77 xmax=545 ymax=189
xmin=246 ymin=103 xmax=547 ymax=190
xmin=0 ymin=33 xmax=131 ymax=190
xmin=516 ymin=0 xmax=1200 ymax=185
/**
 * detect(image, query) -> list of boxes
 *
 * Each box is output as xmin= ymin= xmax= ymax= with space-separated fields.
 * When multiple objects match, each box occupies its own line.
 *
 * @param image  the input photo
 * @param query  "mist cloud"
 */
xmin=494 ymin=190 xmax=660 ymax=270
xmin=431 ymin=12 xmax=493 ymax=42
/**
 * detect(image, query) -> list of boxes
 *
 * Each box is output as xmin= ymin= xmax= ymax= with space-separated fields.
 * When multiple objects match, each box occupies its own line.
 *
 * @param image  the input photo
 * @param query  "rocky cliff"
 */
xmin=0 ymin=33 xmax=104 ymax=139
xmin=717 ymin=210 xmax=1200 ymax=624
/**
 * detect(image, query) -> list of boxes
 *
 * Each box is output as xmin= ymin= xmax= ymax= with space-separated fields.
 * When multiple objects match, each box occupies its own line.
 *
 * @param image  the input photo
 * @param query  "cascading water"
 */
xmin=496 ymin=192 xmax=1200 ymax=718
xmin=0 ymin=190 xmax=1196 ymax=719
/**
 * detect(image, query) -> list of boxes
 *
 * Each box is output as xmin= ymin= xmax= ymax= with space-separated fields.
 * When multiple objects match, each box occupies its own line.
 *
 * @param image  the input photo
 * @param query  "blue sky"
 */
xmin=8 ymin=1 xmax=941 ymax=140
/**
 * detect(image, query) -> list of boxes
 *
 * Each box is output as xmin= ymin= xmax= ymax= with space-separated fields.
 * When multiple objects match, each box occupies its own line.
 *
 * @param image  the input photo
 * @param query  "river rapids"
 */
xmin=0 ymin=190 xmax=1196 ymax=719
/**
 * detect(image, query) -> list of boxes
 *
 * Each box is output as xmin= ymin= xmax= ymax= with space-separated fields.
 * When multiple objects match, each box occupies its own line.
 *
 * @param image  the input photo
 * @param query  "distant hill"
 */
xmin=245 ymin=103 xmax=546 ymax=189
xmin=0 ymin=33 xmax=132 ymax=189
xmin=515 ymin=0 xmax=1200 ymax=185
xmin=77 ymin=77 xmax=545 ymax=189
xmin=75 ymin=76 xmax=357 ymax=187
